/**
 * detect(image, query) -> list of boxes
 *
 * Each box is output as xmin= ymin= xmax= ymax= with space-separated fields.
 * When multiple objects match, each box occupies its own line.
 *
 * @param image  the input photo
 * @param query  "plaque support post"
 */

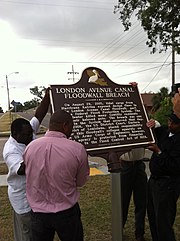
xmin=111 ymin=172 xmax=123 ymax=241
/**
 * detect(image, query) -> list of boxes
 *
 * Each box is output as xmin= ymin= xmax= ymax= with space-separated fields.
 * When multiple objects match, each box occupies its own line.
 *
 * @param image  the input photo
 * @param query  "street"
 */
xmin=0 ymin=137 xmax=8 ymax=163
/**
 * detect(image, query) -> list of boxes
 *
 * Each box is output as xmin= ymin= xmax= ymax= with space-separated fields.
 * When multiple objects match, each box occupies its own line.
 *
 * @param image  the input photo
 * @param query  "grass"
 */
xmin=0 ymin=173 xmax=179 ymax=240
xmin=0 ymin=112 xmax=47 ymax=136
xmin=0 ymin=112 xmax=20 ymax=133
xmin=0 ymin=163 xmax=8 ymax=175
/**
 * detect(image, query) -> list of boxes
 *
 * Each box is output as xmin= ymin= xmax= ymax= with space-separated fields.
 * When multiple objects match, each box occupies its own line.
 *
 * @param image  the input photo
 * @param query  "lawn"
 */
xmin=0 ymin=175 xmax=179 ymax=241
xmin=0 ymin=163 xmax=8 ymax=175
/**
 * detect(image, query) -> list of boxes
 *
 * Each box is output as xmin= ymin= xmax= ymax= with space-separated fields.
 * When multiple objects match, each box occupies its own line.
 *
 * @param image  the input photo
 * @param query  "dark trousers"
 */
xmin=120 ymin=160 xmax=147 ymax=238
xmin=147 ymin=176 xmax=180 ymax=241
xmin=30 ymin=203 xmax=84 ymax=241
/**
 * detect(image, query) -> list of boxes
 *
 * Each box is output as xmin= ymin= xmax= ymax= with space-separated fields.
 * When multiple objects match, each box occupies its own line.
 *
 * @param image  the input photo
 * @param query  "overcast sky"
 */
xmin=0 ymin=0 xmax=180 ymax=111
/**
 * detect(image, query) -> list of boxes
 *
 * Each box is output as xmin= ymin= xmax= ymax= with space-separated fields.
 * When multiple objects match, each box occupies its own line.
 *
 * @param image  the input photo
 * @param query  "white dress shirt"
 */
xmin=3 ymin=117 xmax=40 ymax=214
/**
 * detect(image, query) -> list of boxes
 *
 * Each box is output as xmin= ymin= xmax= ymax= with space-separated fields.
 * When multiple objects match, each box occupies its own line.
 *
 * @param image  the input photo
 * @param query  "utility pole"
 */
xmin=6 ymin=74 xmax=11 ymax=110
xmin=6 ymin=72 xmax=19 ymax=110
xmin=67 ymin=65 xmax=79 ymax=83
xmin=172 ymin=46 xmax=175 ymax=86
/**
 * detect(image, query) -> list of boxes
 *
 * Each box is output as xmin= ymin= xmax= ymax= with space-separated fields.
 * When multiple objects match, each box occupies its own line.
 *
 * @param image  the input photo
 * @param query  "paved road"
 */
xmin=0 ymin=137 xmax=7 ymax=163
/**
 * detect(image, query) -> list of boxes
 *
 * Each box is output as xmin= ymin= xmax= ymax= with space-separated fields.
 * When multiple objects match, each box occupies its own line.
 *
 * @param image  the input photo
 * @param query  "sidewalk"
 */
xmin=0 ymin=175 xmax=7 ymax=186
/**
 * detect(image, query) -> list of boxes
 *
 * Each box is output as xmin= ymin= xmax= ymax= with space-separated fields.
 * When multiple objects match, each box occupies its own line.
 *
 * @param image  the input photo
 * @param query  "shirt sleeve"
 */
xmin=76 ymin=145 xmax=90 ymax=187
xmin=30 ymin=117 xmax=40 ymax=135
xmin=155 ymin=120 xmax=161 ymax=128
xmin=5 ymin=152 xmax=23 ymax=175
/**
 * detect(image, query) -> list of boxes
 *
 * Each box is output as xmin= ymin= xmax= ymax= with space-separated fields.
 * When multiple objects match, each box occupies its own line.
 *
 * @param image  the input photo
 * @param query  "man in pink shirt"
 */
xmin=23 ymin=110 xmax=90 ymax=241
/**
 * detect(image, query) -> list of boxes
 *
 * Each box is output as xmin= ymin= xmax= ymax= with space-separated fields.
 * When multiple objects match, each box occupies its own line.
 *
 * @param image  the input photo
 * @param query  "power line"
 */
xmin=88 ymin=33 xmax=123 ymax=61
xmin=18 ymin=60 xmax=175 ymax=64
xmin=142 ymin=52 xmax=172 ymax=91
xmin=97 ymin=29 xmax=145 ymax=61
xmin=114 ymin=64 xmax=171 ymax=79
xmin=89 ymin=23 xmax=141 ymax=60
xmin=0 ymin=0 xmax=111 ymax=10
xmin=110 ymin=37 xmax=147 ymax=62
xmin=124 ymin=48 xmax=148 ymax=62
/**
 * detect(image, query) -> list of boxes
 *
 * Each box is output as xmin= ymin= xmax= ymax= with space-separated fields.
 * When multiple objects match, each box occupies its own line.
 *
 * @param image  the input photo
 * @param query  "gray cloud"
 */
xmin=0 ymin=0 xmax=118 ymax=48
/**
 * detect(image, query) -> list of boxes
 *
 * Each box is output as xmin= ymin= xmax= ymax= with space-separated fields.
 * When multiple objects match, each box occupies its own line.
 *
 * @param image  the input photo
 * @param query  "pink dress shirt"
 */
xmin=23 ymin=131 xmax=89 ymax=213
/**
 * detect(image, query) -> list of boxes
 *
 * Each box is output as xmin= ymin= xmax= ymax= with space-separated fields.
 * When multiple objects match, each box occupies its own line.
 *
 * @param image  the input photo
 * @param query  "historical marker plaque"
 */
xmin=50 ymin=67 xmax=155 ymax=156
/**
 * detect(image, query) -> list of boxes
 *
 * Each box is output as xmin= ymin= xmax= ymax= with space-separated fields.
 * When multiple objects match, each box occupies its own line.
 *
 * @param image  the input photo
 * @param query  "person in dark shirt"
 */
xmin=146 ymin=114 xmax=180 ymax=241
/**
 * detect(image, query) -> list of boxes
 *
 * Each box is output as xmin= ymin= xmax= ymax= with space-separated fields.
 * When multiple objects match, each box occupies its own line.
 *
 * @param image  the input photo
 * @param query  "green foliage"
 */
xmin=114 ymin=0 xmax=180 ymax=53
xmin=20 ymin=86 xmax=46 ymax=111
xmin=151 ymin=87 xmax=169 ymax=112
xmin=23 ymin=98 xmax=40 ymax=110
xmin=10 ymin=103 xmax=24 ymax=112
xmin=152 ymin=96 xmax=173 ymax=126
xmin=149 ymin=87 xmax=173 ymax=125
xmin=30 ymin=86 xmax=46 ymax=100
xmin=12 ymin=86 xmax=46 ymax=112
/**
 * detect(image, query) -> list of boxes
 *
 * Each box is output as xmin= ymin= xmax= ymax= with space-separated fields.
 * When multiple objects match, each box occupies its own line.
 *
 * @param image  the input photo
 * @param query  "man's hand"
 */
xmin=146 ymin=119 xmax=156 ymax=128
xmin=148 ymin=143 xmax=161 ymax=154
xmin=129 ymin=82 xmax=137 ymax=87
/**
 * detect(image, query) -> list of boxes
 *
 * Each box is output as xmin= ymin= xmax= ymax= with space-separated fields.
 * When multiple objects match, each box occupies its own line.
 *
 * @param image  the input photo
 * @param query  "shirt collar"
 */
xmin=169 ymin=132 xmax=174 ymax=137
xmin=9 ymin=135 xmax=26 ymax=148
xmin=45 ymin=131 xmax=67 ymax=139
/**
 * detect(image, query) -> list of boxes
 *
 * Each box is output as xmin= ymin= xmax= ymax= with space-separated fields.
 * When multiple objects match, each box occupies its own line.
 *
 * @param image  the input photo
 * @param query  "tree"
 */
xmin=11 ymin=86 xmax=46 ymax=112
xmin=23 ymin=99 xmax=40 ymax=111
xmin=30 ymin=86 xmax=46 ymax=100
xmin=12 ymin=103 xmax=24 ymax=112
xmin=151 ymin=87 xmax=170 ymax=112
xmin=153 ymin=97 xmax=173 ymax=126
xmin=22 ymin=86 xmax=46 ymax=111
xmin=148 ymin=87 xmax=173 ymax=125
xmin=114 ymin=1 xmax=180 ymax=53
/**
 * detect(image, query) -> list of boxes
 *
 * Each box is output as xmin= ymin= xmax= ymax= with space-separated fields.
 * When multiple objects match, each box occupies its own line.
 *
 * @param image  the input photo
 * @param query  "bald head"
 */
xmin=49 ymin=110 xmax=73 ymax=137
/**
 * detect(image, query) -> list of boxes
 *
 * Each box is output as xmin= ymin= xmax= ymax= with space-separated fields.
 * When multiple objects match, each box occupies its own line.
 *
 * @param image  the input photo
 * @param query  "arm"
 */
xmin=5 ymin=153 xmax=25 ymax=176
xmin=17 ymin=162 xmax=25 ymax=175
xmin=34 ymin=87 xmax=50 ymax=124
xmin=147 ymin=119 xmax=162 ymax=153
xmin=76 ymin=146 xmax=90 ymax=187
xmin=147 ymin=143 xmax=161 ymax=154
xmin=149 ymin=136 xmax=180 ymax=175
xmin=146 ymin=119 xmax=161 ymax=128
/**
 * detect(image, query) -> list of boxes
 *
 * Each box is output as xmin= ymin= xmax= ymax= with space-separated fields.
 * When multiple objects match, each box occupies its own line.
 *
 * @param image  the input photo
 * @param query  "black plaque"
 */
xmin=50 ymin=67 xmax=155 ymax=156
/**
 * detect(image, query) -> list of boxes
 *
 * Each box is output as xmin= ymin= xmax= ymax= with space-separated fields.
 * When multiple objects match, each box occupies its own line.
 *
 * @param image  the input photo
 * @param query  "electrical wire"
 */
xmin=93 ymin=29 xmax=144 ymax=61
xmin=142 ymin=51 xmax=172 ymax=91
xmin=114 ymin=64 xmax=171 ymax=79
xmin=89 ymin=22 xmax=141 ymax=60
xmin=0 ymin=0 xmax=111 ymax=10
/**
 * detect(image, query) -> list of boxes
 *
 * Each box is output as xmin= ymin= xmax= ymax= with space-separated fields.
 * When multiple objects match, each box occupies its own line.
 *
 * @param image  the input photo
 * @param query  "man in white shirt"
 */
xmin=3 ymin=88 xmax=50 ymax=241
